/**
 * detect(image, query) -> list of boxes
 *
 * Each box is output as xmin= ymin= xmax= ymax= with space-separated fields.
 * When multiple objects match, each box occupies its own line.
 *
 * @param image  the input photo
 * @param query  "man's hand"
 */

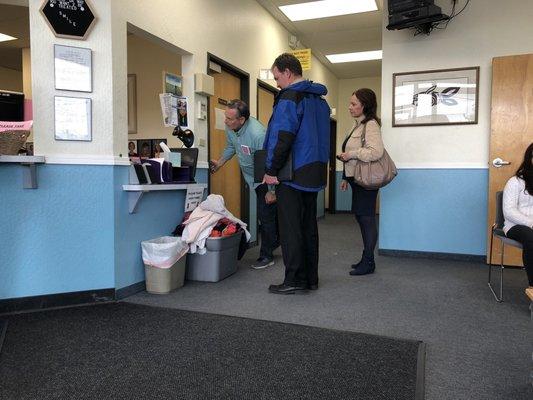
xmin=262 ymin=174 xmax=279 ymax=185
xmin=209 ymin=159 xmax=220 ymax=173
xmin=340 ymin=180 xmax=348 ymax=191
xmin=265 ymin=191 xmax=277 ymax=204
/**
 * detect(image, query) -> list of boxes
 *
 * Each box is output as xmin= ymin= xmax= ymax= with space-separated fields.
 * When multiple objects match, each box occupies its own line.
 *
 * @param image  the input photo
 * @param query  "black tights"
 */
xmin=356 ymin=215 xmax=378 ymax=262
xmin=506 ymin=225 xmax=533 ymax=286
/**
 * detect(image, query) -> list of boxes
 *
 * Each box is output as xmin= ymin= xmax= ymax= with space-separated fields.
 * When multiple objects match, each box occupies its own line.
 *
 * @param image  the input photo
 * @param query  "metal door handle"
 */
xmin=492 ymin=158 xmax=511 ymax=168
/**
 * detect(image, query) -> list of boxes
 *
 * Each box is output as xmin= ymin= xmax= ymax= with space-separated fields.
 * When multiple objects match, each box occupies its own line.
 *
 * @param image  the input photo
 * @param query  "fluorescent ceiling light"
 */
xmin=326 ymin=50 xmax=382 ymax=63
xmin=279 ymin=0 xmax=377 ymax=22
xmin=0 ymin=33 xmax=17 ymax=42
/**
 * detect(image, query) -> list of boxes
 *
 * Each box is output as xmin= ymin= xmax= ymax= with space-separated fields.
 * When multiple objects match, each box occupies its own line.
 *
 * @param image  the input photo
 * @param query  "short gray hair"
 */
xmin=227 ymin=99 xmax=250 ymax=120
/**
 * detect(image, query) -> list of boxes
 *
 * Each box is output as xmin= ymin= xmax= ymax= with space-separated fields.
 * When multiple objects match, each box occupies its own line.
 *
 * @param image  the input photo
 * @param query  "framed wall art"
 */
xmin=127 ymin=74 xmax=137 ymax=133
xmin=54 ymin=44 xmax=92 ymax=92
xmin=392 ymin=66 xmax=479 ymax=127
xmin=54 ymin=96 xmax=92 ymax=141
xmin=163 ymin=71 xmax=182 ymax=96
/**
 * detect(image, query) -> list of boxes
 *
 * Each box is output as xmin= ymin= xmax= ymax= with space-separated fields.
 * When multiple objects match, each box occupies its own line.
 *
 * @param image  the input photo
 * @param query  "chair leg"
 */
xmin=488 ymin=240 xmax=504 ymax=302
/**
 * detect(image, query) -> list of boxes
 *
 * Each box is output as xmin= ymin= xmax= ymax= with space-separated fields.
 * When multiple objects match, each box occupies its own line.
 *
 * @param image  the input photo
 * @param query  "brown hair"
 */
xmin=353 ymin=88 xmax=381 ymax=126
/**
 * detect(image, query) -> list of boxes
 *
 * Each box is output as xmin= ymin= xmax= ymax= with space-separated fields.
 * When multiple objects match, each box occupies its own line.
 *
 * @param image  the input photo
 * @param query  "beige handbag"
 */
xmin=353 ymin=123 xmax=398 ymax=190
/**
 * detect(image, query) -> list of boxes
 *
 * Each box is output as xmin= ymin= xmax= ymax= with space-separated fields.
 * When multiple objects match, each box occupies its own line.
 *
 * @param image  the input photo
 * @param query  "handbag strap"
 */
xmin=341 ymin=125 xmax=357 ymax=152
xmin=361 ymin=123 xmax=367 ymax=147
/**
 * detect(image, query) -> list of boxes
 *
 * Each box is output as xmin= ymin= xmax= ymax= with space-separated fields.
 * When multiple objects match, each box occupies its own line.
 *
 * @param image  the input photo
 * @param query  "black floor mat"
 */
xmin=0 ymin=303 xmax=425 ymax=400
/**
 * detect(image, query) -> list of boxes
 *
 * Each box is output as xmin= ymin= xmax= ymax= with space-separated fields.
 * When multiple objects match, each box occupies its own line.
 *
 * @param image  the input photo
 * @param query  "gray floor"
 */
xmin=127 ymin=214 xmax=533 ymax=400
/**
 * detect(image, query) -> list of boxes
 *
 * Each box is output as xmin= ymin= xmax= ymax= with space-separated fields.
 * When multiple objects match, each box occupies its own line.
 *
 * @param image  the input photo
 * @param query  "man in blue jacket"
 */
xmin=263 ymin=53 xmax=330 ymax=294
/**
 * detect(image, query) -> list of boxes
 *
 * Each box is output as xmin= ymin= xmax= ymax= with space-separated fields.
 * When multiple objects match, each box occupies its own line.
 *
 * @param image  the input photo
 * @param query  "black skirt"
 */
xmin=346 ymin=177 xmax=378 ymax=216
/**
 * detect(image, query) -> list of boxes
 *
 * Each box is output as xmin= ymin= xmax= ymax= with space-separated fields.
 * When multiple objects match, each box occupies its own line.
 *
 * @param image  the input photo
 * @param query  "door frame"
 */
xmin=256 ymin=79 xmax=278 ymax=114
xmin=328 ymin=118 xmax=337 ymax=213
xmin=206 ymin=53 xmax=250 ymax=223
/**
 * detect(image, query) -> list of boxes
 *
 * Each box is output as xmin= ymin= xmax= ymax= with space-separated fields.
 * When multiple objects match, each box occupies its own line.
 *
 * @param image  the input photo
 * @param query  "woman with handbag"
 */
xmin=338 ymin=88 xmax=384 ymax=276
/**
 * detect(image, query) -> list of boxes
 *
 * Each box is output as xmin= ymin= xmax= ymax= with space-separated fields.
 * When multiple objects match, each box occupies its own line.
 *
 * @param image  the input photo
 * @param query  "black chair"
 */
xmin=488 ymin=191 xmax=524 ymax=302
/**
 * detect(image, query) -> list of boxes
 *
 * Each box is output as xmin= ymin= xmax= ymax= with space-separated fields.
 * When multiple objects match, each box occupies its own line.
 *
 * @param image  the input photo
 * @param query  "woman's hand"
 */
xmin=340 ymin=180 xmax=348 ymax=191
xmin=338 ymin=152 xmax=351 ymax=162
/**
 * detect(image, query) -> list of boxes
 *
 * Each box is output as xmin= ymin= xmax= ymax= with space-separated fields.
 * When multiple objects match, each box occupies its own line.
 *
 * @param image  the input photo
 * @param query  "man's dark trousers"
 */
xmin=276 ymin=183 xmax=319 ymax=287
xmin=255 ymin=183 xmax=279 ymax=259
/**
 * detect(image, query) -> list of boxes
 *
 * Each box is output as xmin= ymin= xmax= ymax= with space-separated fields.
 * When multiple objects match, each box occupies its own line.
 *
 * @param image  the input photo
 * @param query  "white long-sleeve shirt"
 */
xmin=503 ymin=176 xmax=533 ymax=233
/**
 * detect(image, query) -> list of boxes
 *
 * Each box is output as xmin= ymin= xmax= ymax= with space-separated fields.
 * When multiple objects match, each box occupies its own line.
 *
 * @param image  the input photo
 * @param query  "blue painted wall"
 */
xmin=0 ymin=164 xmax=115 ymax=299
xmin=113 ymin=167 xmax=187 ymax=290
xmin=379 ymin=168 xmax=488 ymax=255
xmin=0 ymin=164 xmax=191 ymax=300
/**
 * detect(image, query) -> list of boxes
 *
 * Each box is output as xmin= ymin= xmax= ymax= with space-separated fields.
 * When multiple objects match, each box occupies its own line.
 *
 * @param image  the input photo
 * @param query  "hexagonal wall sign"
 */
xmin=40 ymin=0 xmax=97 ymax=40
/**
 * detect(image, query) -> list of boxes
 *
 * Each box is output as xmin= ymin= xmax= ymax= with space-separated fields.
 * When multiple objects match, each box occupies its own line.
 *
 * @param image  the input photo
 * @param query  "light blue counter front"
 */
xmin=0 ymin=163 xmax=197 ymax=301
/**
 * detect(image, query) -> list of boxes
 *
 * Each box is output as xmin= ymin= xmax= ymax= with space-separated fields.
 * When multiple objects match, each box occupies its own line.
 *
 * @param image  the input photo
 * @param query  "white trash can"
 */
xmin=141 ymin=236 xmax=188 ymax=294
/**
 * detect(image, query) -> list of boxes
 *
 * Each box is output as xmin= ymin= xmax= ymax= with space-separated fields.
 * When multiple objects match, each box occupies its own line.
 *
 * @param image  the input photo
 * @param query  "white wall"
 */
xmin=381 ymin=0 xmax=533 ymax=168
xmin=111 ymin=0 xmax=339 ymax=164
xmin=0 ymin=66 xmax=22 ymax=92
xmin=127 ymin=34 xmax=183 ymax=148
xmin=29 ymin=0 xmax=120 ymax=163
xmin=336 ymin=76 xmax=381 ymax=170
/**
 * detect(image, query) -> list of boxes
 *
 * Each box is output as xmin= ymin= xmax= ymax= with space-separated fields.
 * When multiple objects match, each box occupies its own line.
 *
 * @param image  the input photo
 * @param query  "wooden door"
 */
xmin=487 ymin=54 xmax=533 ymax=266
xmin=209 ymin=69 xmax=242 ymax=217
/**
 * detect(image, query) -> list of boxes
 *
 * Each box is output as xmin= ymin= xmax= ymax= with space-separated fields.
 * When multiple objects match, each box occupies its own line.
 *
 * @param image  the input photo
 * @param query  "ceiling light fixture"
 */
xmin=326 ymin=50 xmax=383 ymax=64
xmin=279 ymin=0 xmax=377 ymax=22
xmin=0 ymin=33 xmax=17 ymax=42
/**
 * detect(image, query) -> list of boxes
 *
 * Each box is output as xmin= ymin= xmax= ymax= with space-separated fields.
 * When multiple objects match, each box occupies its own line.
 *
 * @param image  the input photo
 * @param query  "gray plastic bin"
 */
xmin=186 ymin=231 xmax=242 ymax=282
xmin=145 ymin=256 xmax=186 ymax=294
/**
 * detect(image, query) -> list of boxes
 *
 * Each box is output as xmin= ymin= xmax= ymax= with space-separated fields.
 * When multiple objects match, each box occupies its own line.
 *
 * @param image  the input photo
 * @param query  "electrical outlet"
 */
xmin=199 ymin=138 xmax=206 ymax=147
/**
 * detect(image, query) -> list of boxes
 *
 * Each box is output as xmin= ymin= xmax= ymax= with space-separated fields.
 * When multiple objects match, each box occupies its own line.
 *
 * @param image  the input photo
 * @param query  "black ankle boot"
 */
xmin=351 ymin=259 xmax=363 ymax=269
xmin=349 ymin=259 xmax=375 ymax=275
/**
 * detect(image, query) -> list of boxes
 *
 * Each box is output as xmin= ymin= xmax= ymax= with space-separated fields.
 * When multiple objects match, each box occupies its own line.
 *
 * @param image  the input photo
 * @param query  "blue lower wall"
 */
xmin=0 ymin=164 xmax=488 ymax=302
xmin=379 ymin=168 xmax=488 ymax=255
xmin=113 ymin=167 xmax=187 ymax=290
xmin=0 ymin=164 xmax=116 ymax=299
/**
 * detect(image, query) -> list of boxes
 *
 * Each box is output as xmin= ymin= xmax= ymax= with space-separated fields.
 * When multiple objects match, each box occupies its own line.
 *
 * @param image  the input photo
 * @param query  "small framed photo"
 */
xmin=177 ymin=96 xmax=189 ymax=128
xmin=137 ymin=139 xmax=152 ymax=158
xmin=151 ymin=139 xmax=167 ymax=158
xmin=54 ymin=96 xmax=92 ymax=141
xmin=163 ymin=71 xmax=182 ymax=95
xmin=128 ymin=140 xmax=138 ymax=157
xmin=392 ymin=66 xmax=479 ymax=127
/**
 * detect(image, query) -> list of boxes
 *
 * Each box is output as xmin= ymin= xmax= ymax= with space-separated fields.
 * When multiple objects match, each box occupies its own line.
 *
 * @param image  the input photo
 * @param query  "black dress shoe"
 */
xmin=349 ymin=261 xmax=375 ymax=276
xmin=351 ymin=260 xmax=362 ymax=269
xmin=268 ymin=283 xmax=308 ymax=294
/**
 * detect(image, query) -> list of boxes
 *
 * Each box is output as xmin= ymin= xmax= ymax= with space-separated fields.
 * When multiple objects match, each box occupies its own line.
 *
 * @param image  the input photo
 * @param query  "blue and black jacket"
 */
xmin=264 ymin=80 xmax=330 ymax=192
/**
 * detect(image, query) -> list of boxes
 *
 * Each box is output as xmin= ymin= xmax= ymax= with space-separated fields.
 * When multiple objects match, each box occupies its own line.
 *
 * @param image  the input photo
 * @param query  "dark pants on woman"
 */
xmin=347 ymin=178 xmax=378 ymax=262
xmin=506 ymin=225 xmax=533 ymax=286
xmin=276 ymin=184 xmax=319 ymax=287
xmin=255 ymin=184 xmax=279 ymax=259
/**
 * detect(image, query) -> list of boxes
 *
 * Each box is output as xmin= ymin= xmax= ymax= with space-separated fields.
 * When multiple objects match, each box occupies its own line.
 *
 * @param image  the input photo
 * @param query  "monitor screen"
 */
xmin=170 ymin=147 xmax=199 ymax=182
xmin=0 ymin=91 xmax=24 ymax=121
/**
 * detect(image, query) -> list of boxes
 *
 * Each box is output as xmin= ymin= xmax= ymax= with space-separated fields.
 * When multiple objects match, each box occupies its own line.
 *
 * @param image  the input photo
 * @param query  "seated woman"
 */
xmin=503 ymin=143 xmax=533 ymax=288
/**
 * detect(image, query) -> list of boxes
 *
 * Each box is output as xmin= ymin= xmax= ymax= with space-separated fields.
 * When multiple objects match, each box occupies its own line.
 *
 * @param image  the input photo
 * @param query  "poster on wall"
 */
xmin=54 ymin=45 xmax=92 ymax=92
xmin=54 ymin=96 xmax=91 ymax=141
xmin=163 ymin=72 xmax=183 ymax=96
xmin=177 ymin=96 xmax=189 ymax=128
xmin=159 ymin=93 xmax=178 ymax=127
xmin=393 ymin=66 xmax=479 ymax=127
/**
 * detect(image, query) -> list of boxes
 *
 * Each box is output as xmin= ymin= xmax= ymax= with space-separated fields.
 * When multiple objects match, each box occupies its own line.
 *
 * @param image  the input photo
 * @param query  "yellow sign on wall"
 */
xmin=290 ymin=49 xmax=311 ymax=71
